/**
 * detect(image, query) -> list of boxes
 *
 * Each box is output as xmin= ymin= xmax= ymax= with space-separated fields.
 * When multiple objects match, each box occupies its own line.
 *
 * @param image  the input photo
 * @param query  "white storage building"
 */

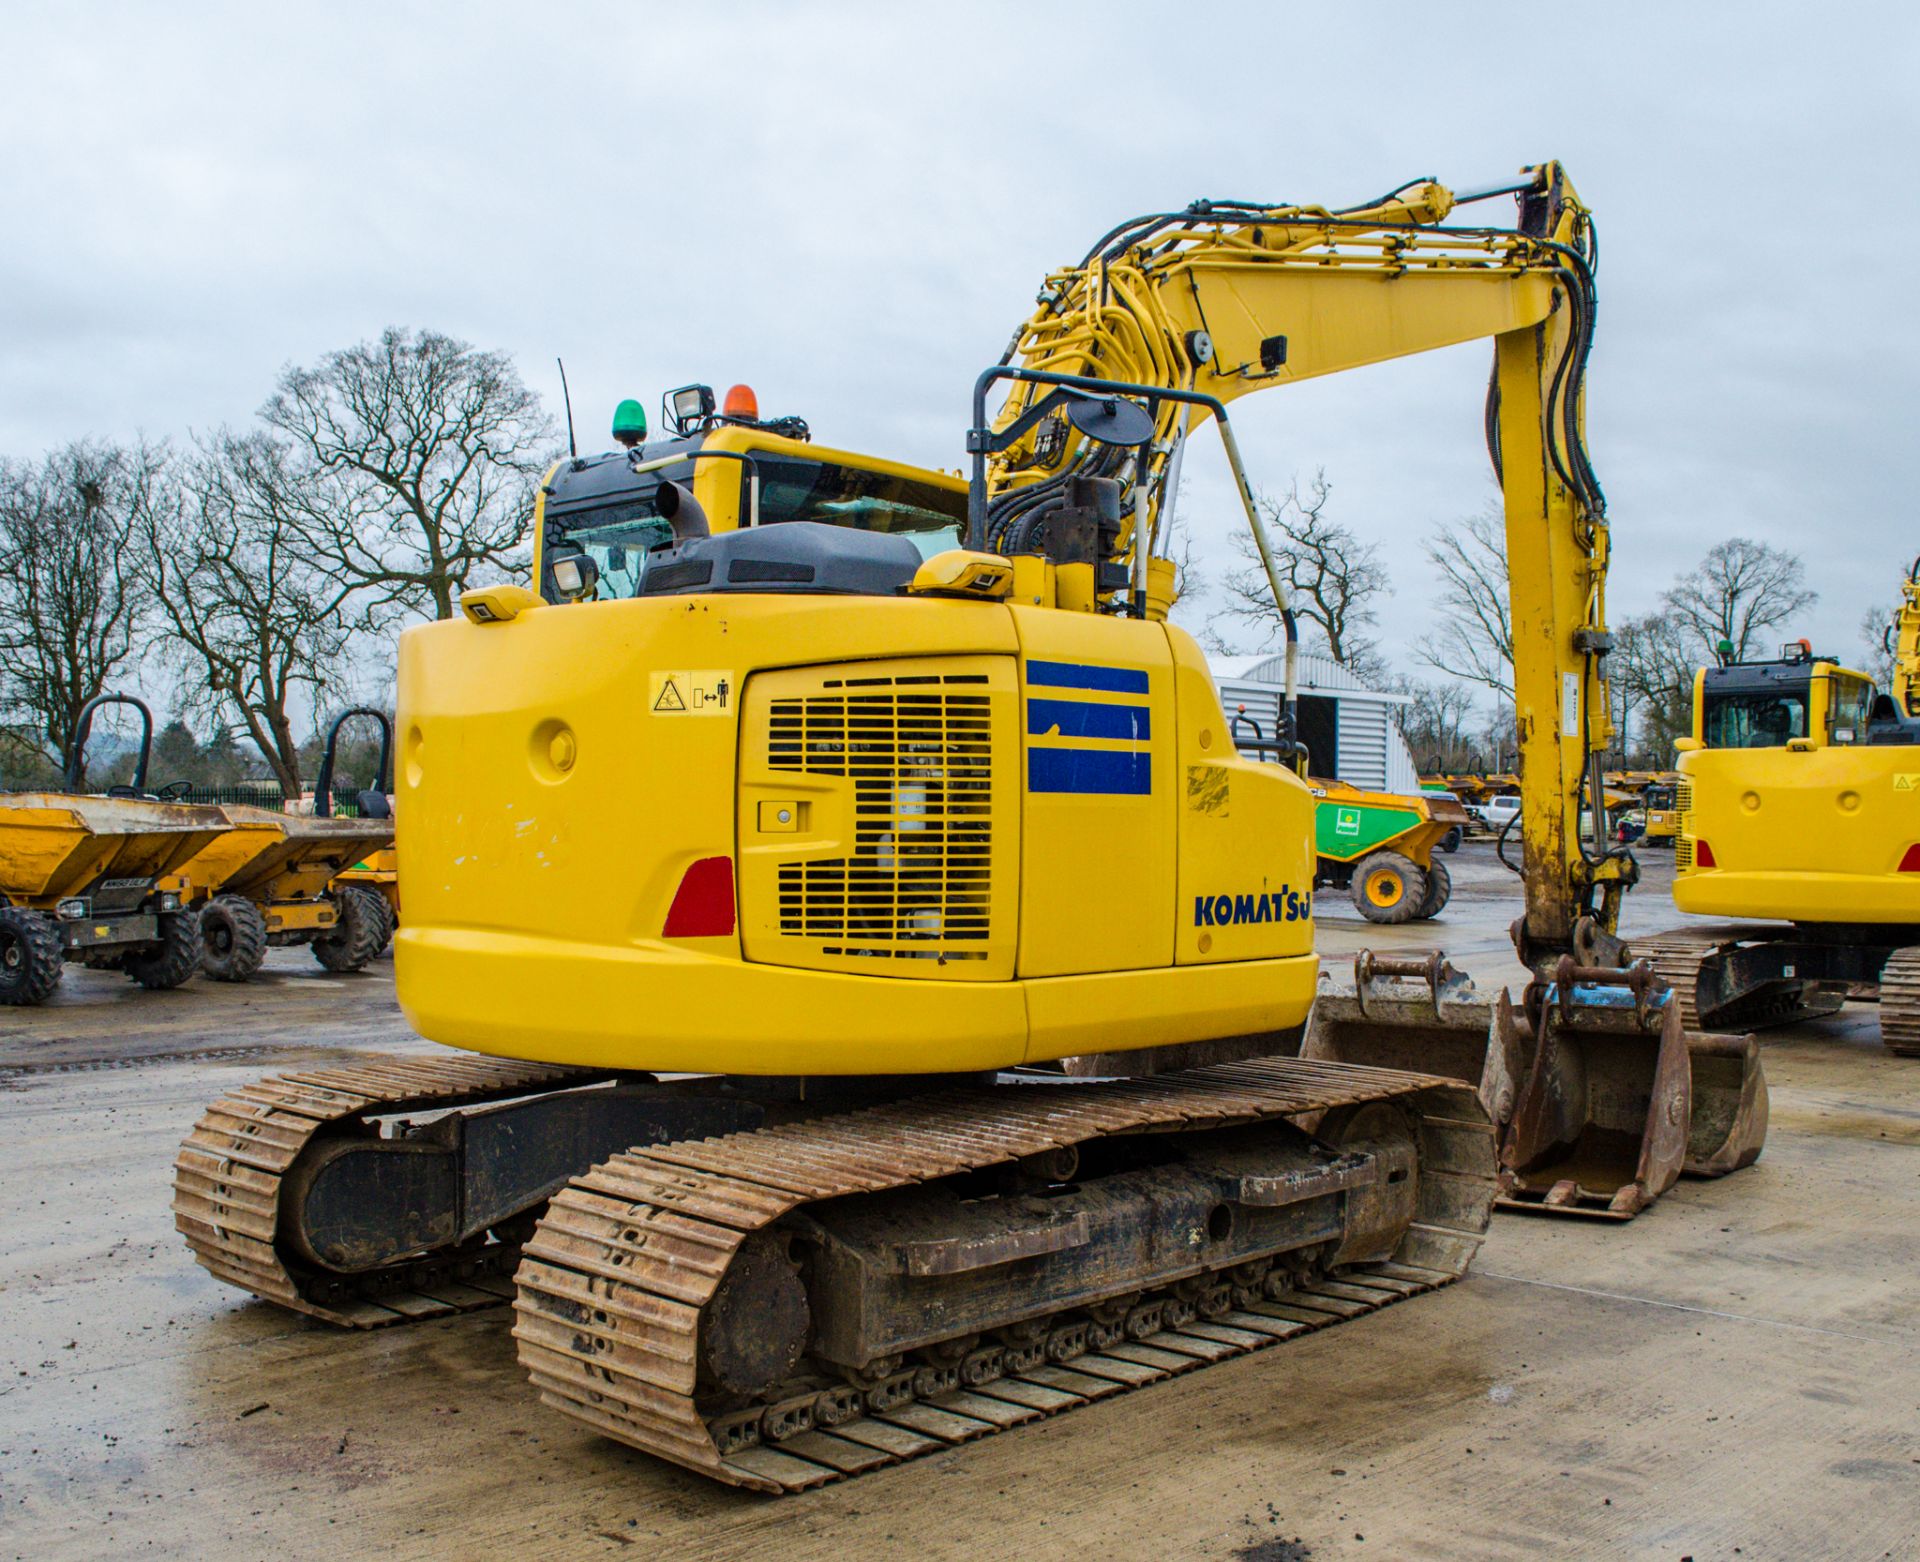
xmin=1210 ymin=651 xmax=1422 ymax=795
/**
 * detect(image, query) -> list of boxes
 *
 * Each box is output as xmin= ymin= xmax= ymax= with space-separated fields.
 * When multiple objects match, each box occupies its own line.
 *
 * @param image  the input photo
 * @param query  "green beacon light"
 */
xmin=612 ymin=398 xmax=648 ymax=450
xmin=1716 ymin=637 xmax=1735 ymax=666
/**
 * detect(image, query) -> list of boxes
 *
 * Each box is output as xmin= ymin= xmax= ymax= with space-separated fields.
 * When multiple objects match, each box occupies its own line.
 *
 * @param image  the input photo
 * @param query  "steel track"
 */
xmin=1881 ymin=947 xmax=1920 ymax=1056
xmin=511 ymin=1056 xmax=1494 ymax=1492
xmin=173 ymin=1054 xmax=605 ymax=1325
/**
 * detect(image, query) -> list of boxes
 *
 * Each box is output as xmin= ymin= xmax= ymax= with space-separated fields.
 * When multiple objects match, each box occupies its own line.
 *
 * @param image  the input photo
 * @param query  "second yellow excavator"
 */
xmin=1642 ymin=562 xmax=1920 ymax=1054
xmin=175 ymin=164 xmax=1763 ymax=1493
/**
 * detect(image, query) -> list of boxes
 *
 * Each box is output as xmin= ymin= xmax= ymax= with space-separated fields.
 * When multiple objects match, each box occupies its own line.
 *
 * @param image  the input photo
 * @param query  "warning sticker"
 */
xmin=1895 ymin=774 xmax=1919 ymax=791
xmin=649 ymin=669 xmax=734 ymax=716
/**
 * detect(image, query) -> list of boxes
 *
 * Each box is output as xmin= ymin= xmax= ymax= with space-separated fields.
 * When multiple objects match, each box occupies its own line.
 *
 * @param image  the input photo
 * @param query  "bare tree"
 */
xmin=261 ymin=327 xmax=557 ymax=622
xmin=1217 ymin=471 xmax=1390 ymax=683
xmin=1859 ymin=603 xmax=1898 ymax=686
xmin=1612 ymin=611 xmax=1697 ymax=765
xmin=1415 ymin=505 xmax=1513 ymax=697
xmin=1393 ymin=679 xmax=1479 ymax=771
xmin=1662 ymin=537 xmax=1816 ymax=661
xmin=0 ymin=440 xmax=160 ymax=772
xmin=139 ymin=432 xmax=359 ymax=802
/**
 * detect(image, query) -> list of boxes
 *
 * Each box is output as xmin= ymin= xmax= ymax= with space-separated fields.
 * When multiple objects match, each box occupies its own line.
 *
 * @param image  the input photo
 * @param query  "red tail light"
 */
xmin=663 ymin=856 xmax=736 ymax=937
xmin=1900 ymin=845 xmax=1920 ymax=873
xmin=1694 ymin=839 xmax=1717 ymax=869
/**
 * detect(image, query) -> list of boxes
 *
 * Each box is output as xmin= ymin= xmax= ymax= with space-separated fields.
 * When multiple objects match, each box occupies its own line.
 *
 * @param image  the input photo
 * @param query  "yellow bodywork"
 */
xmin=395 ymin=594 xmax=1317 ymax=1075
xmin=0 ymin=794 xmax=232 ymax=903
xmin=399 ymin=161 xmax=1620 ymax=1080
xmin=170 ymin=805 xmax=393 ymax=922
xmin=1676 ymin=661 xmax=1920 ymax=924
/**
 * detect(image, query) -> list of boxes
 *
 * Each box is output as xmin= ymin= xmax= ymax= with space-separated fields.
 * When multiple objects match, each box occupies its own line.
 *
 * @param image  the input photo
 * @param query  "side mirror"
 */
xmin=1063 ymin=393 xmax=1155 ymax=447
xmin=1673 ymin=737 xmax=1701 ymax=754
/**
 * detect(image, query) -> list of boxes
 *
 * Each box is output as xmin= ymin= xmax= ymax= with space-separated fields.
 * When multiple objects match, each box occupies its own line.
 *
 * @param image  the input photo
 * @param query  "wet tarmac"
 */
xmin=3 ymin=845 xmax=1915 ymax=1559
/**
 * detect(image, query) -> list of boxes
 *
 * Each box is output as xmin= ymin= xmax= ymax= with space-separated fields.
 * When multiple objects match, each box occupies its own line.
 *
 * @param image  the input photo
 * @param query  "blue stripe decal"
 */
xmin=1027 ymin=698 xmax=1151 ymax=742
xmin=1028 ymin=747 xmax=1153 ymax=796
xmin=1027 ymin=659 xmax=1150 ymax=695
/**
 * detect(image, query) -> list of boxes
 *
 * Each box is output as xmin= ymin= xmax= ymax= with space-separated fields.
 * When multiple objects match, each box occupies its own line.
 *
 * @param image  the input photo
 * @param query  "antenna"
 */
xmin=556 ymin=357 xmax=578 ymax=458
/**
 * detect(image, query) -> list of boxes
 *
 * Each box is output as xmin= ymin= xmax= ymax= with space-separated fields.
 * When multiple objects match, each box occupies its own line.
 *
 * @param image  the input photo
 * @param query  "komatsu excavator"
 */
xmin=1641 ymin=562 xmax=1920 ymax=1053
xmin=175 ymin=164 xmax=1761 ymax=1493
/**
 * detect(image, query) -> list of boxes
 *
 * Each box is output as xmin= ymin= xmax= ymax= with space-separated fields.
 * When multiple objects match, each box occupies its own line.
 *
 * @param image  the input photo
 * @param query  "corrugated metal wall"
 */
xmin=1212 ymin=652 xmax=1421 ymax=794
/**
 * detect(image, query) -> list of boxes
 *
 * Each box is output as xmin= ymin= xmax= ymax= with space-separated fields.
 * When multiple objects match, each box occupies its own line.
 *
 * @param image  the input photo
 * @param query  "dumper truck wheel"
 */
xmin=1352 ymin=852 xmax=1427 ymax=925
xmin=369 ymin=892 xmax=396 ymax=957
xmin=313 ymin=887 xmax=384 ymax=973
xmin=124 ymin=907 xmax=202 ymax=991
xmin=1439 ymin=826 xmax=1462 ymax=854
xmin=1416 ymin=857 xmax=1452 ymax=919
xmin=199 ymin=894 xmax=269 ymax=982
xmin=0 ymin=907 xmax=64 ymax=1006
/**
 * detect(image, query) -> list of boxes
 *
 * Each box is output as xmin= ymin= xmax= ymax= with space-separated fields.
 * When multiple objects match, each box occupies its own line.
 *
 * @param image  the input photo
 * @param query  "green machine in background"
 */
xmin=1313 ymin=777 xmax=1473 ymax=924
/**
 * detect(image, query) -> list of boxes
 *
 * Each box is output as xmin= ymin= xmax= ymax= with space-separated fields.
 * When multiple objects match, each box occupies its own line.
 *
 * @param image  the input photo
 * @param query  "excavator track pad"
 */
xmin=1881 ymin=947 xmax=1920 ymax=1056
xmin=510 ymin=1056 xmax=1493 ymax=1492
xmin=174 ymin=1055 xmax=607 ymax=1325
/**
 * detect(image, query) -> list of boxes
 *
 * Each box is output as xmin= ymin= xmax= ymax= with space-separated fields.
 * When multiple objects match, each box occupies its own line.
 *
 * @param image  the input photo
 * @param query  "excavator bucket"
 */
xmin=1302 ymin=953 xmax=1528 ymax=1132
xmin=1497 ymin=958 xmax=1762 ymax=1219
xmin=1680 ymin=1029 xmax=1769 ymax=1177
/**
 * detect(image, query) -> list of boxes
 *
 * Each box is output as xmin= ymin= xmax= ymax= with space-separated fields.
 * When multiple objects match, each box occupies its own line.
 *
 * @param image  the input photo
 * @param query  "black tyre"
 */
xmin=1416 ymin=856 xmax=1452 ymax=919
xmin=0 ymin=906 xmax=65 ymax=1007
xmin=199 ymin=894 xmax=269 ymax=982
xmin=1351 ymin=851 xmax=1428 ymax=925
xmin=313 ymin=887 xmax=384 ymax=973
xmin=123 ymin=907 xmax=201 ymax=991
xmin=1439 ymin=826 xmax=1462 ymax=854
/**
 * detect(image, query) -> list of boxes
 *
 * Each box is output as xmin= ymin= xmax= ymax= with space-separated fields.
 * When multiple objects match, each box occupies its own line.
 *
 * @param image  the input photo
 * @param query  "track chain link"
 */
xmin=173 ymin=1053 xmax=604 ymax=1326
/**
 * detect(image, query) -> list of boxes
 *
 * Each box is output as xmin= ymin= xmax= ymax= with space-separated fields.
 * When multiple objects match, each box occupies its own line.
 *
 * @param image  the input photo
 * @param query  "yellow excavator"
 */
xmin=1642 ymin=562 xmax=1920 ymax=1053
xmin=175 ymin=165 xmax=1762 ymax=1493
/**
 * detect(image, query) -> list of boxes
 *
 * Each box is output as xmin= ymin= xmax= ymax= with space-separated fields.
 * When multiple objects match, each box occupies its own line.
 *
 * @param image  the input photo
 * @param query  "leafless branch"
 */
xmin=260 ymin=326 xmax=558 ymax=623
xmin=0 ymin=439 xmax=161 ymax=771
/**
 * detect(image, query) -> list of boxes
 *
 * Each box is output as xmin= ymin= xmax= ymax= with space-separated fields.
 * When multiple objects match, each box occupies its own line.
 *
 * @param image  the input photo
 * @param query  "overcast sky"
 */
xmin=4 ymin=2 xmax=1916 ymax=696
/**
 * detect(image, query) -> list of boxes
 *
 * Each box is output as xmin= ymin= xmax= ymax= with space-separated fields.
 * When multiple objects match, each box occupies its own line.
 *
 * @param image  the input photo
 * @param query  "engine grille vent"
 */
xmin=769 ymin=673 xmax=995 ymax=962
xmin=1674 ymin=837 xmax=1694 ymax=871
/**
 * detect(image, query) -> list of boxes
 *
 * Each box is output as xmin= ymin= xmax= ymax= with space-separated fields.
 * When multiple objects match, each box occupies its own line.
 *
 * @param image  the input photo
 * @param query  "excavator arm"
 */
xmin=1892 ymin=558 xmax=1920 ymax=717
xmin=983 ymin=164 xmax=1632 ymax=967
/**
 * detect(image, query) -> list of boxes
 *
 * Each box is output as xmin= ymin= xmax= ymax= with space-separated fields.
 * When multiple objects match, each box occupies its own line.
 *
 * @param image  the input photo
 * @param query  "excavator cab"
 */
xmin=535 ymin=386 xmax=969 ymax=607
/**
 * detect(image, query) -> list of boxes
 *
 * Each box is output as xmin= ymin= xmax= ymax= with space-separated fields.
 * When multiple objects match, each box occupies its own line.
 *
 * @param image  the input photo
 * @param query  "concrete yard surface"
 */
xmin=2 ymin=845 xmax=1916 ymax=1560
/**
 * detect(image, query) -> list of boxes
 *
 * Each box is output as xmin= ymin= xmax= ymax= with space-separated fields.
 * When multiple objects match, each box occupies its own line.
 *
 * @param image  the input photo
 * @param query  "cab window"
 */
xmin=1825 ymin=674 xmax=1872 ymax=745
xmin=547 ymin=512 xmax=673 ymax=602
xmin=748 ymin=458 xmax=966 ymax=558
xmin=1702 ymin=691 xmax=1809 ymax=748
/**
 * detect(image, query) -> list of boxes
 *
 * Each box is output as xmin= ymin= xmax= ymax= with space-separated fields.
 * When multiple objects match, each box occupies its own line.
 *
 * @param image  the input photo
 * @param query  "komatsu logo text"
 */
xmin=1195 ymin=888 xmax=1308 ymax=926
